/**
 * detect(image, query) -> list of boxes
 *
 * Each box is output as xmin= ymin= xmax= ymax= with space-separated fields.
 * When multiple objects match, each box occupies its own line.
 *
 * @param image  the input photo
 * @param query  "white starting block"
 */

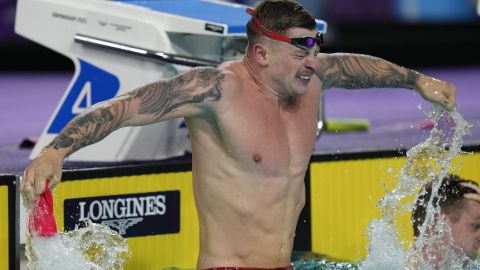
xmin=15 ymin=0 xmax=327 ymax=162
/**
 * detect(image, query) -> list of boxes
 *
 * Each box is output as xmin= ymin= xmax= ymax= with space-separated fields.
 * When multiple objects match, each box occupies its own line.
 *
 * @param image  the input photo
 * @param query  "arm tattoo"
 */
xmin=135 ymin=67 xmax=225 ymax=120
xmin=322 ymin=54 xmax=419 ymax=90
xmin=48 ymin=67 xmax=225 ymax=155
xmin=47 ymin=101 xmax=130 ymax=154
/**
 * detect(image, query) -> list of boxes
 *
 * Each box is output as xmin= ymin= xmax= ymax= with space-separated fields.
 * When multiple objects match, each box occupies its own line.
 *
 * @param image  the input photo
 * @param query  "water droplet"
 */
xmin=27 ymin=222 xmax=130 ymax=269
xmin=360 ymin=103 xmax=473 ymax=269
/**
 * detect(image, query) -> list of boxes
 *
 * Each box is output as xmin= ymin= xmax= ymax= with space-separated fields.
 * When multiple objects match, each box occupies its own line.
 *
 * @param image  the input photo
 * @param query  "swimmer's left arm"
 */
xmin=314 ymin=53 xmax=456 ymax=110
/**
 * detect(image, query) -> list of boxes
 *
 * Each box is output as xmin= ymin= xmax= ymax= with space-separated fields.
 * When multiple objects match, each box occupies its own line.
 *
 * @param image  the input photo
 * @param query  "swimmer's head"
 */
xmin=246 ymin=0 xmax=316 ymax=49
xmin=412 ymin=174 xmax=480 ymax=238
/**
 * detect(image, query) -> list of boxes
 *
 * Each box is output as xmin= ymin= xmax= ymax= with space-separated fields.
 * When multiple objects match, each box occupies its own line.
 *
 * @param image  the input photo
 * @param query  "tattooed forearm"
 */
xmin=47 ymin=96 xmax=133 ymax=155
xmin=46 ymin=67 xmax=224 ymax=155
xmin=321 ymin=54 xmax=420 ymax=90
xmin=134 ymin=67 xmax=224 ymax=119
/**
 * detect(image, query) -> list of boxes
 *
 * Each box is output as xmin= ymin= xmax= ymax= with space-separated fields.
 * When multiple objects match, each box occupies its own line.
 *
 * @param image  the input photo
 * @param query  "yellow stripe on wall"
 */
xmin=53 ymin=171 xmax=198 ymax=270
xmin=0 ymin=185 xmax=9 ymax=270
xmin=310 ymin=152 xmax=480 ymax=262
xmin=42 ymin=150 xmax=480 ymax=268
xmin=451 ymin=152 xmax=480 ymax=180
xmin=310 ymin=156 xmax=406 ymax=261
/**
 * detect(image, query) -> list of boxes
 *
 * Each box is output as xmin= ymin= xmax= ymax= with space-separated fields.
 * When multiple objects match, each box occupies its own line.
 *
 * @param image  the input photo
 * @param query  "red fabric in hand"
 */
xmin=28 ymin=182 xmax=57 ymax=237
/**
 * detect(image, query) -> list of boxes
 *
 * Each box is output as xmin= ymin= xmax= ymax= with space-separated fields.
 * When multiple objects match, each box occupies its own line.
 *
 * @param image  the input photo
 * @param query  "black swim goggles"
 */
xmin=246 ymin=8 xmax=324 ymax=51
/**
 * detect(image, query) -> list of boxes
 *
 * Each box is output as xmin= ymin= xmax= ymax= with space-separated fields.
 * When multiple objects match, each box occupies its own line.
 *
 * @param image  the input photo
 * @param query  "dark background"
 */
xmin=1 ymin=0 xmax=479 ymax=71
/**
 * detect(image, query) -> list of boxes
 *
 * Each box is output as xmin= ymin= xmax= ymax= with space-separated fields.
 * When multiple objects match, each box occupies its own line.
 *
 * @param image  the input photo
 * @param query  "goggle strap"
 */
xmin=246 ymin=7 xmax=323 ymax=49
xmin=317 ymin=33 xmax=324 ymax=45
xmin=246 ymin=8 xmax=291 ymax=43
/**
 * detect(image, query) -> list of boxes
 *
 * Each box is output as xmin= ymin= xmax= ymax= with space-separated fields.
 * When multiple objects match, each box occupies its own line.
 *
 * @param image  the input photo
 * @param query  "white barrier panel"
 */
xmin=15 ymin=0 xmax=327 ymax=162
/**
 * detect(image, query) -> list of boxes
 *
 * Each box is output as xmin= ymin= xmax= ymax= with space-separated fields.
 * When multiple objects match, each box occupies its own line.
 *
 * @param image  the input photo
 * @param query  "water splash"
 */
xmin=292 ymin=252 xmax=358 ymax=270
xmin=293 ymin=105 xmax=473 ymax=270
xmin=293 ymin=259 xmax=358 ymax=270
xmin=360 ymin=104 xmax=472 ymax=270
xmin=23 ymin=105 xmax=473 ymax=270
xmin=26 ymin=221 xmax=130 ymax=270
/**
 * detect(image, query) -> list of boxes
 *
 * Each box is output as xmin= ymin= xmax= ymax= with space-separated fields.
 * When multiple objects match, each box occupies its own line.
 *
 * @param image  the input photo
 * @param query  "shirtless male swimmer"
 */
xmin=21 ymin=0 xmax=456 ymax=269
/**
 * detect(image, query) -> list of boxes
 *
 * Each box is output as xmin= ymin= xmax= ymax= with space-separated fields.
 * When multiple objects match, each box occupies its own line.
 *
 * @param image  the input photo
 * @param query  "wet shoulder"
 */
xmin=179 ymin=65 xmax=237 ymax=105
xmin=210 ymin=61 xmax=244 ymax=101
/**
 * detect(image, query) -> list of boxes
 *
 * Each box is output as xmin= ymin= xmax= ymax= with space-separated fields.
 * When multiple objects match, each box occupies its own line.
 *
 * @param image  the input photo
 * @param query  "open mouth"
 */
xmin=297 ymin=75 xmax=311 ymax=81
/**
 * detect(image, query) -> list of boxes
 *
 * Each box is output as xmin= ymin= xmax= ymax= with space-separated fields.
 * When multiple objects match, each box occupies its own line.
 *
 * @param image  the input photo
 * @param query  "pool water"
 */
xmin=26 ymin=105 xmax=477 ymax=269
xmin=26 ymin=222 xmax=129 ymax=270
xmin=360 ymin=104 xmax=476 ymax=270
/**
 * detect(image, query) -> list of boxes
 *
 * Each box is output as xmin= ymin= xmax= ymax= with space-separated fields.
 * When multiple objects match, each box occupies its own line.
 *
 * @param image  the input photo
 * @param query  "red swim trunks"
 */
xmin=204 ymin=265 xmax=294 ymax=270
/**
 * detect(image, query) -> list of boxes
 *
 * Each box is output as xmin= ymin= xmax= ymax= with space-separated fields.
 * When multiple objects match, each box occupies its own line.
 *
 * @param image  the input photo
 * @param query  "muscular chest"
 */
xmin=217 ymin=96 xmax=318 ymax=175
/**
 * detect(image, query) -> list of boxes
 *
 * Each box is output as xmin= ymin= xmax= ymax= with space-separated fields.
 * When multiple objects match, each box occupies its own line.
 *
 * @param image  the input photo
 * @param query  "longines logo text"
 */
xmin=78 ymin=195 xmax=167 ymax=220
xmin=64 ymin=191 xmax=180 ymax=237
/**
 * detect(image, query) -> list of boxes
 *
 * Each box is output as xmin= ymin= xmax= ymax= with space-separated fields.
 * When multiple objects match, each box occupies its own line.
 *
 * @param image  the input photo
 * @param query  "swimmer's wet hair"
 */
xmin=246 ymin=0 xmax=316 ymax=45
xmin=412 ymin=174 xmax=480 ymax=238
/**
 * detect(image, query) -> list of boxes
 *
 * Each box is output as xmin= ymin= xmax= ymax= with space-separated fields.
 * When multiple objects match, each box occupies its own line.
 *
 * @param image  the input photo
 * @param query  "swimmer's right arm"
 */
xmin=21 ymin=67 xmax=226 ymax=208
xmin=314 ymin=53 xmax=456 ymax=111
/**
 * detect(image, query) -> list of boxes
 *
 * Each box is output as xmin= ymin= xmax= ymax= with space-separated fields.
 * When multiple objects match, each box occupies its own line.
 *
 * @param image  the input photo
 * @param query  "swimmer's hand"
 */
xmin=21 ymin=147 xmax=64 ymax=209
xmin=416 ymin=75 xmax=456 ymax=111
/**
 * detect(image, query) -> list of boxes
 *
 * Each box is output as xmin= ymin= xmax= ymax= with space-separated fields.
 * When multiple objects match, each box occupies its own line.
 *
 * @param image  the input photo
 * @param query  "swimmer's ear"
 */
xmin=252 ymin=43 xmax=269 ymax=66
